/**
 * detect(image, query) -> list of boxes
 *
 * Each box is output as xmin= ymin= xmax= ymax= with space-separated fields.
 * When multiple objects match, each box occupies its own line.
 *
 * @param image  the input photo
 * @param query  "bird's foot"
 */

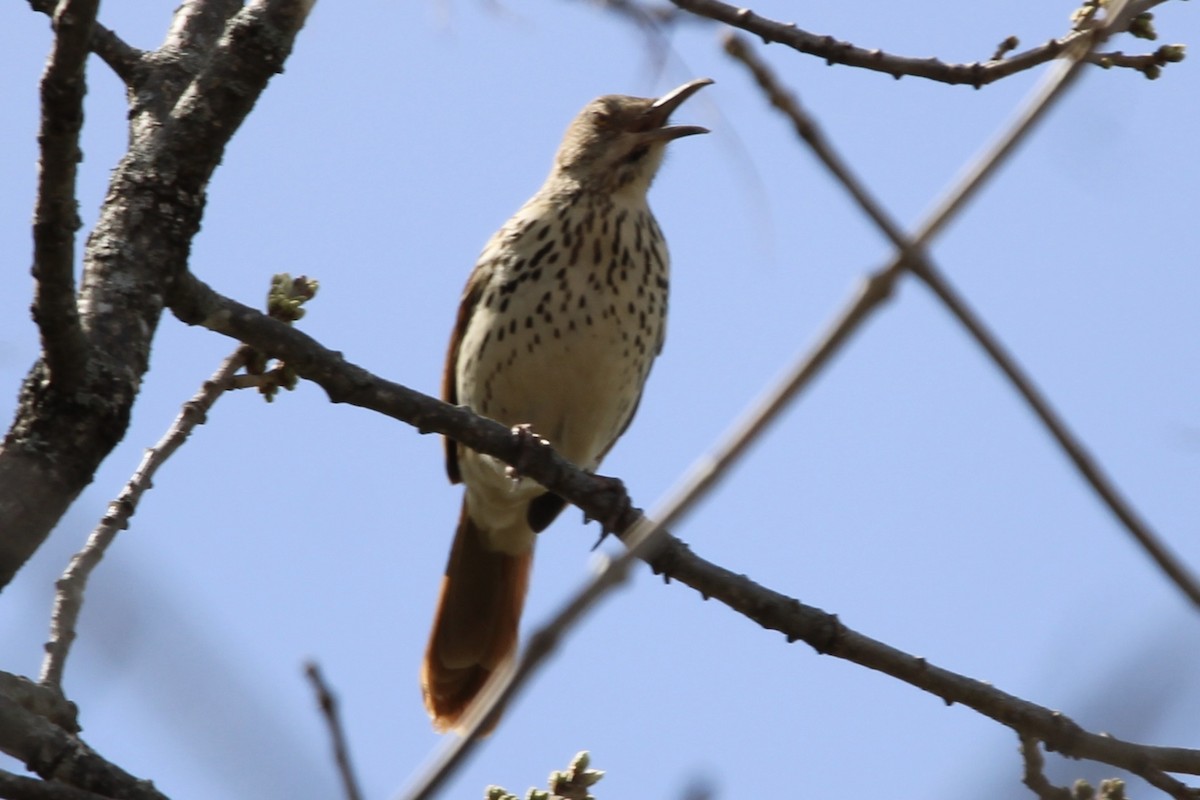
xmin=585 ymin=475 xmax=634 ymax=550
xmin=505 ymin=424 xmax=551 ymax=483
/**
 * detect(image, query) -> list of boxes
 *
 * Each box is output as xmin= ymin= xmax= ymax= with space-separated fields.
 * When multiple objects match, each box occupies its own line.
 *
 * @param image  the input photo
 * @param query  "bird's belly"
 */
xmin=455 ymin=197 xmax=669 ymax=485
xmin=459 ymin=299 xmax=652 ymax=470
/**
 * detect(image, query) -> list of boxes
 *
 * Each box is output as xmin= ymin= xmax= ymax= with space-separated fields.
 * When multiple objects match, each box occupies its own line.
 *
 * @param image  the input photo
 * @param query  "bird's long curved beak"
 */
xmin=642 ymin=77 xmax=713 ymax=140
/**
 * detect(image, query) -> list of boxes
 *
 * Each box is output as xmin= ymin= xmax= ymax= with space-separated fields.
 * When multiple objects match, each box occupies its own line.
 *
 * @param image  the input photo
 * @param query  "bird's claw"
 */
xmin=583 ymin=474 xmax=632 ymax=548
xmin=506 ymin=424 xmax=551 ymax=482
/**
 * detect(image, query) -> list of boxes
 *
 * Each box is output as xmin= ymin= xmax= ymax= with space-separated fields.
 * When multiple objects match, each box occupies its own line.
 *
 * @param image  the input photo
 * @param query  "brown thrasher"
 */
xmin=421 ymin=78 xmax=711 ymax=732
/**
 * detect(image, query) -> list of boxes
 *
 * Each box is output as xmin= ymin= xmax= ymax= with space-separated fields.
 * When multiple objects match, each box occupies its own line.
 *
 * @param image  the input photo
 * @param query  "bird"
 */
xmin=421 ymin=78 xmax=712 ymax=733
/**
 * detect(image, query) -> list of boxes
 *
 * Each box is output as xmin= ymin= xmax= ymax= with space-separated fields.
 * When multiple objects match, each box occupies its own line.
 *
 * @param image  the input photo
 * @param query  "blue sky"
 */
xmin=2 ymin=1 xmax=1198 ymax=798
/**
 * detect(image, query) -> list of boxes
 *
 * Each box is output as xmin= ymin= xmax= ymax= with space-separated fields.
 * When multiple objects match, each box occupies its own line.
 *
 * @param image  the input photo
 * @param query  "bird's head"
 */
xmin=552 ymin=78 xmax=712 ymax=197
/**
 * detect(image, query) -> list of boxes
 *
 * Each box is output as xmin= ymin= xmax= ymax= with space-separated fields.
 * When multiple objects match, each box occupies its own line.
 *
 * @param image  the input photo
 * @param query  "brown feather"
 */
xmin=421 ymin=502 xmax=532 ymax=733
xmin=442 ymin=267 xmax=489 ymax=485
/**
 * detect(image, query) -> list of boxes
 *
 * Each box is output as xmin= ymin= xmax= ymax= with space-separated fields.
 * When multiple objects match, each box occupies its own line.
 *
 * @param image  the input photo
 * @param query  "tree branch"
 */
xmin=30 ymin=0 xmax=97 ymax=394
xmin=0 ymin=673 xmax=77 ymax=736
xmin=667 ymin=0 xmax=1181 ymax=84
xmin=39 ymin=349 xmax=250 ymax=692
xmin=27 ymin=0 xmax=143 ymax=83
xmin=646 ymin=536 xmax=1200 ymax=780
xmin=167 ymin=273 xmax=645 ymax=536
xmin=304 ymin=663 xmax=363 ymax=800
xmin=165 ymin=275 xmax=1200 ymax=797
xmin=0 ymin=769 xmax=116 ymax=800
xmin=1 ymin=0 xmax=317 ymax=590
xmin=0 ymin=694 xmax=168 ymax=800
xmin=723 ymin=17 xmax=1200 ymax=609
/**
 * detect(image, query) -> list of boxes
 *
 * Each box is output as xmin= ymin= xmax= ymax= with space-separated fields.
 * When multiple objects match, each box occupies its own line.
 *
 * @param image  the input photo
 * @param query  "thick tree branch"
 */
xmin=0 ymin=694 xmax=168 ymax=800
xmin=0 ymin=673 xmax=77 ymax=736
xmin=667 ymin=0 xmax=1181 ymax=84
xmin=31 ymin=0 xmax=97 ymax=394
xmin=1 ymin=0 xmax=316 ymax=589
xmin=28 ymin=0 xmax=142 ymax=83
xmin=0 ymin=769 xmax=116 ymax=800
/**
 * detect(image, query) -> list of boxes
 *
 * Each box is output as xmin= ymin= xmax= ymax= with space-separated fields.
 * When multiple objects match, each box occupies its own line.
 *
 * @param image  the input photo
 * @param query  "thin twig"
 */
xmin=304 ymin=662 xmax=363 ymax=800
xmin=31 ymin=0 xmax=98 ymax=393
xmin=1140 ymin=770 xmax=1200 ymax=800
xmin=909 ymin=266 xmax=1200 ymax=608
xmin=1020 ymin=736 xmax=1073 ymax=800
xmin=723 ymin=5 xmax=1200 ymax=609
xmin=668 ymin=0 xmax=1179 ymax=85
xmin=39 ymin=348 xmax=251 ymax=691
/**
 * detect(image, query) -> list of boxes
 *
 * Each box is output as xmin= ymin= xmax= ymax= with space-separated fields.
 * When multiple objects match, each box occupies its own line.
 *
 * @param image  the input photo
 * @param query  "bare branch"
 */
xmin=1087 ymin=43 xmax=1187 ymax=79
xmin=0 ymin=672 xmax=78 ymax=735
xmin=1020 ymin=736 xmax=1075 ymax=800
xmin=30 ymin=0 xmax=98 ymax=393
xmin=27 ymin=0 xmax=143 ymax=82
xmin=0 ymin=769 xmax=116 ymax=800
xmin=39 ymin=348 xmax=250 ymax=692
xmin=1 ymin=0 xmax=316 ymax=590
xmin=908 ymin=264 xmax=1200 ymax=608
xmin=668 ymin=0 xmax=1181 ymax=85
xmin=1140 ymin=771 xmax=1200 ymax=800
xmin=1022 ymin=732 xmax=1200 ymax=800
xmin=163 ymin=0 xmax=243 ymax=56
xmin=304 ymin=663 xmax=363 ymax=800
xmin=648 ymin=538 xmax=1200 ymax=778
xmin=0 ymin=694 xmax=169 ymax=800
xmin=724 ymin=15 xmax=1200 ymax=608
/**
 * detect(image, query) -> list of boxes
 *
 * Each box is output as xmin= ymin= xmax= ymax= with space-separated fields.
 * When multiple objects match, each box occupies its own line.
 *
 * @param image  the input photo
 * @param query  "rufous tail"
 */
xmin=421 ymin=502 xmax=532 ymax=733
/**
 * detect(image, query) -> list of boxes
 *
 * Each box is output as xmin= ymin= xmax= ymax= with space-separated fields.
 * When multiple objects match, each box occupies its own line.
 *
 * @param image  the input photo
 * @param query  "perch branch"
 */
xmin=162 ymin=276 xmax=1200 ymax=797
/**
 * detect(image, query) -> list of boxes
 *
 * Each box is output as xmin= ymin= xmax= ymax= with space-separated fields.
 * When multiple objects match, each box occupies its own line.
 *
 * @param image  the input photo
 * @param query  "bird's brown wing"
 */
xmin=442 ymin=263 xmax=490 ymax=485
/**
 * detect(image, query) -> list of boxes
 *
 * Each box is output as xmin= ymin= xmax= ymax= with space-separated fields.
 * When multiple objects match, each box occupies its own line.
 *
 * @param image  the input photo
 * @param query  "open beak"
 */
xmin=640 ymin=77 xmax=713 ymax=141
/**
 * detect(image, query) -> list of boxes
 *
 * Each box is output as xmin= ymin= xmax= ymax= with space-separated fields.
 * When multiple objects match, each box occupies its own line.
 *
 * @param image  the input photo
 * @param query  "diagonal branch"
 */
xmin=39 ymin=348 xmax=251 ymax=693
xmin=30 ymin=0 xmax=98 ymax=394
xmin=908 ymin=265 xmax=1200 ymax=608
xmin=647 ymin=539 xmax=1200 ymax=780
xmin=668 ymin=0 xmax=1181 ymax=84
xmin=304 ymin=663 xmax=364 ymax=800
xmin=723 ymin=10 xmax=1200 ymax=609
